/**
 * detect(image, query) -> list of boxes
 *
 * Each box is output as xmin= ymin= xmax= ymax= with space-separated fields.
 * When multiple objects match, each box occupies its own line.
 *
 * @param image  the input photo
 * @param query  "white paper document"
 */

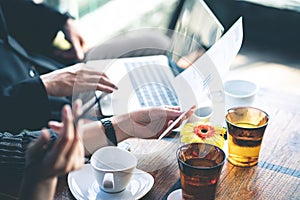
xmin=207 ymin=17 xmax=244 ymax=77
xmin=173 ymin=17 xmax=243 ymax=124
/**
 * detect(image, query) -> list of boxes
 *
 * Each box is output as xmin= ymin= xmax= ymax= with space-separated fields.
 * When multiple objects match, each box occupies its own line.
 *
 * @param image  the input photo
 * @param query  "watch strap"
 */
xmin=100 ymin=118 xmax=117 ymax=146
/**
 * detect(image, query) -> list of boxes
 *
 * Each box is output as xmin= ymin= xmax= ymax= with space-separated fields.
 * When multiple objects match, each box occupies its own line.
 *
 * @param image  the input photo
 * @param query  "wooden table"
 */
xmin=0 ymin=82 xmax=299 ymax=200
xmin=1 ymin=86 xmax=298 ymax=200
xmin=50 ymin=87 xmax=300 ymax=200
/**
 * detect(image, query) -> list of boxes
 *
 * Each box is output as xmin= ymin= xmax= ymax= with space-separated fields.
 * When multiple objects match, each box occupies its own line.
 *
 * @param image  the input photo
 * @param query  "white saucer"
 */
xmin=167 ymin=189 xmax=182 ymax=200
xmin=68 ymin=164 xmax=154 ymax=200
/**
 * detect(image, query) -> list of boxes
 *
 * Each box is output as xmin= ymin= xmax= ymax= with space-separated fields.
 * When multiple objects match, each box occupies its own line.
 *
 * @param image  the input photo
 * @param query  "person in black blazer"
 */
xmin=0 ymin=0 xmax=86 ymax=65
xmin=0 ymin=2 xmax=117 ymax=132
xmin=0 ymin=0 xmax=171 ymax=131
xmin=0 ymin=0 xmax=93 ymax=130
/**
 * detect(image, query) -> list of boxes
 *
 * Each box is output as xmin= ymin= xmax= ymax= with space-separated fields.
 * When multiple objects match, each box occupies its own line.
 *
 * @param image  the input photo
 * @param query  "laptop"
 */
xmin=86 ymin=0 xmax=235 ymax=116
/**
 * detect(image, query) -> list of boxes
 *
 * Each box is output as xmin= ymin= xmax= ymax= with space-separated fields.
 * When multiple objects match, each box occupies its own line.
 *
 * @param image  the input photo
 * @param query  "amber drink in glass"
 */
xmin=226 ymin=107 xmax=269 ymax=167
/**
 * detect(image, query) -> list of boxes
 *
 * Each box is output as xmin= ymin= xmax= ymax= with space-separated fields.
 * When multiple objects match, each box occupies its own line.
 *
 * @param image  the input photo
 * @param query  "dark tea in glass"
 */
xmin=176 ymin=143 xmax=225 ymax=200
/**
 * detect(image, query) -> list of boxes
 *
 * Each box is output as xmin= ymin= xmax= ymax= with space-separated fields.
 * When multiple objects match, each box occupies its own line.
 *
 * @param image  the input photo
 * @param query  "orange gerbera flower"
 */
xmin=180 ymin=122 xmax=226 ymax=149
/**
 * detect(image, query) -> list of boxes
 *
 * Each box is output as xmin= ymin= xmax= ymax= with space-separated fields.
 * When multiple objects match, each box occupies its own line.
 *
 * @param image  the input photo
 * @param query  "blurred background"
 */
xmin=34 ymin=0 xmax=300 ymax=96
xmin=33 ymin=0 xmax=300 ymax=50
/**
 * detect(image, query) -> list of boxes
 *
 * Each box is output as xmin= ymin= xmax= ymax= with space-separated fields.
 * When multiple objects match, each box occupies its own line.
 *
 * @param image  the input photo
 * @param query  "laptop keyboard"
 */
xmin=124 ymin=60 xmax=178 ymax=107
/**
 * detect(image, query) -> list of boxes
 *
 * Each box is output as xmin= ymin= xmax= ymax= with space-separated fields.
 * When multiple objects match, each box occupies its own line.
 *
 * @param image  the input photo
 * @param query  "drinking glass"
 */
xmin=176 ymin=143 xmax=225 ymax=200
xmin=225 ymin=106 xmax=269 ymax=167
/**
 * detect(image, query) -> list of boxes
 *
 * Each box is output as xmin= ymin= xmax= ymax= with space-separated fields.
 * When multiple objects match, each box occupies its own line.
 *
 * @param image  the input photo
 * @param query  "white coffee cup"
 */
xmin=188 ymin=106 xmax=213 ymax=123
xmin=90 ymin=146 xmax=137 ymax=193
xmin=224 ymin=79 xmax=259 ymax=110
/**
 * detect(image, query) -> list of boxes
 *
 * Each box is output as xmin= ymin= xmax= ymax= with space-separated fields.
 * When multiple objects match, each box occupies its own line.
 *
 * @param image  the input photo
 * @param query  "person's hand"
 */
xmin=20 ymin=101 xmax=85 ymax=200
xmin=113 ymin=106 xmax=194 ymax=140
xmin=25 ymin=101 xmax=85 ymax=179
xmin=40 ymin=63 xmax=118 ymax=96
xmin=54 ymin=18 xmax=87 ymax=61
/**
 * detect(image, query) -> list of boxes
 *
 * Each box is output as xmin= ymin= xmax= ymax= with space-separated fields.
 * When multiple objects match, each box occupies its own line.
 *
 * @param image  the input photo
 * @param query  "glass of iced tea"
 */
xmin=176 ymin=143 xmax=225 ymax=200
xmin=225 ymin=106 xmax=269 ymax=167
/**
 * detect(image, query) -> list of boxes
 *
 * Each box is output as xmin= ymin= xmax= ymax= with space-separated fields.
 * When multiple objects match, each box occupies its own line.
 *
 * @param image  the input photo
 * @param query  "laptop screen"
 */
xmin=168 ymin=0 xmax=224 ymax=69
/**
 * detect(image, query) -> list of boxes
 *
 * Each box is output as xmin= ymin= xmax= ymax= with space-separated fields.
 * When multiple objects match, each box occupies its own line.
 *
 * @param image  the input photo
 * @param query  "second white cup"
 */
xmin=188 ymin=106 xmax=213 ymax=123
xmin=224 ymin=79 xmax=259 ymax=110
xmin=90 ymin=146 xmax=137 ymax=193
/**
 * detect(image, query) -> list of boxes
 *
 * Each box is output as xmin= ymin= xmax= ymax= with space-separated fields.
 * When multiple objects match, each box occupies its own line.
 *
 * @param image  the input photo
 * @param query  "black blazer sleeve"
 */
xmin=0 ymin=77 xmax=51 ymax=133
xmin=0 ymin=0 xmax=70 ymax=53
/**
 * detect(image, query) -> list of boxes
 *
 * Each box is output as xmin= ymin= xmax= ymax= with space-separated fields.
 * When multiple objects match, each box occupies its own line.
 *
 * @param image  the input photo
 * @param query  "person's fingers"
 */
xmin=73 ymin=69 xmax=118 ymax=93
xmin=63 ymin=27 xmax=85 ymax=60
xmin=28 ymin=130 xmax=50 ymax=154
xmin=171 ymin=119 xmax=182 ymax=129
xmin=26 ymin=129 xmax=50 ymax=165
xmin=71 ymin=132 xmax=85 ymax=171
xmin=61 ymin=100 xmax=85 ymax=172
xmin=97 ymin=75 xmax=118 ymax=90
xmin=167 ymin=120 xmax=174 ymax=127
xmin=71 ymin=38 xmax=85 ymax=60
xmin=63 ymin=124 xmax=85 ymax=173
xmin=158 ymin=105 xmax=196 ymax=134
xmin=82 ymin=69 xmax=118 ymax=90
xmin=64 ymin=136 xmax=85 ymax=172
xmin=49 ymin=104 xmax=74 ymax=158
xmin=171 ymin=105 xmax=196 ymax=127
xmin=164 ymin=105 xmax=196 ymax=121
xmin=60 ymin=104 xmax=75 ymax=153
xmin=185 ymin=105 xmax=196 ymax=119
xmin=57 ymin=18 xmax=86 ymax=60
xmin=164 ymin=105 xmax=181 ymax=111
xmin=73 ymin=99 xmax=84 ymax=139
xmin=79 ymin=65 xmax=117 ymax=89
xmin=45 ymin=104 xmax=85 ymax=176
xmin=80 ymin=37 xmax=89 ymax=55
xmin=73 ymin=99 xmax=83 ymax=118
xmin=48 ymin=121 xmax=64 ymax=134
xmin=164 ymin=108 xmax=183 ymax=120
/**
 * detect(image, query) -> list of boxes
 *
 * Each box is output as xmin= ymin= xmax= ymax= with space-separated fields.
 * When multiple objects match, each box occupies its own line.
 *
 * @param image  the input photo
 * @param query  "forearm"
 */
xmin=20 ymin=175 xmax=57 ymax=200
xmin=81 ymin=107 xmax=173 ymax=154
xmin=81 ymin=116 xmax=131 ymax=155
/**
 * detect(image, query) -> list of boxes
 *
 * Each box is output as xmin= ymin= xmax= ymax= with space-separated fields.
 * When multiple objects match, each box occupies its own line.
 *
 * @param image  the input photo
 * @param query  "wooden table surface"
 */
xmin=50 ymin=86 xmax=300 ymax=200
xmin=1 ymin=44 xmax=300 ymax=200
xmin=0 ymin=81 xmax=299 ymax=200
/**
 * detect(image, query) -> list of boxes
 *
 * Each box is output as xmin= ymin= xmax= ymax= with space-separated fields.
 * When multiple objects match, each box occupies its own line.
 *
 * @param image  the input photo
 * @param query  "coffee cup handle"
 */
xmin=103 ymin=173 xmax=114 ymax=189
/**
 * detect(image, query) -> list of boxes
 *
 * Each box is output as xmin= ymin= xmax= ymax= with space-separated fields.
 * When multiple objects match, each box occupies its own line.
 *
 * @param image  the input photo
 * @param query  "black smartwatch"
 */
xmin=100 ymin=118 xmax=117 ymax=146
